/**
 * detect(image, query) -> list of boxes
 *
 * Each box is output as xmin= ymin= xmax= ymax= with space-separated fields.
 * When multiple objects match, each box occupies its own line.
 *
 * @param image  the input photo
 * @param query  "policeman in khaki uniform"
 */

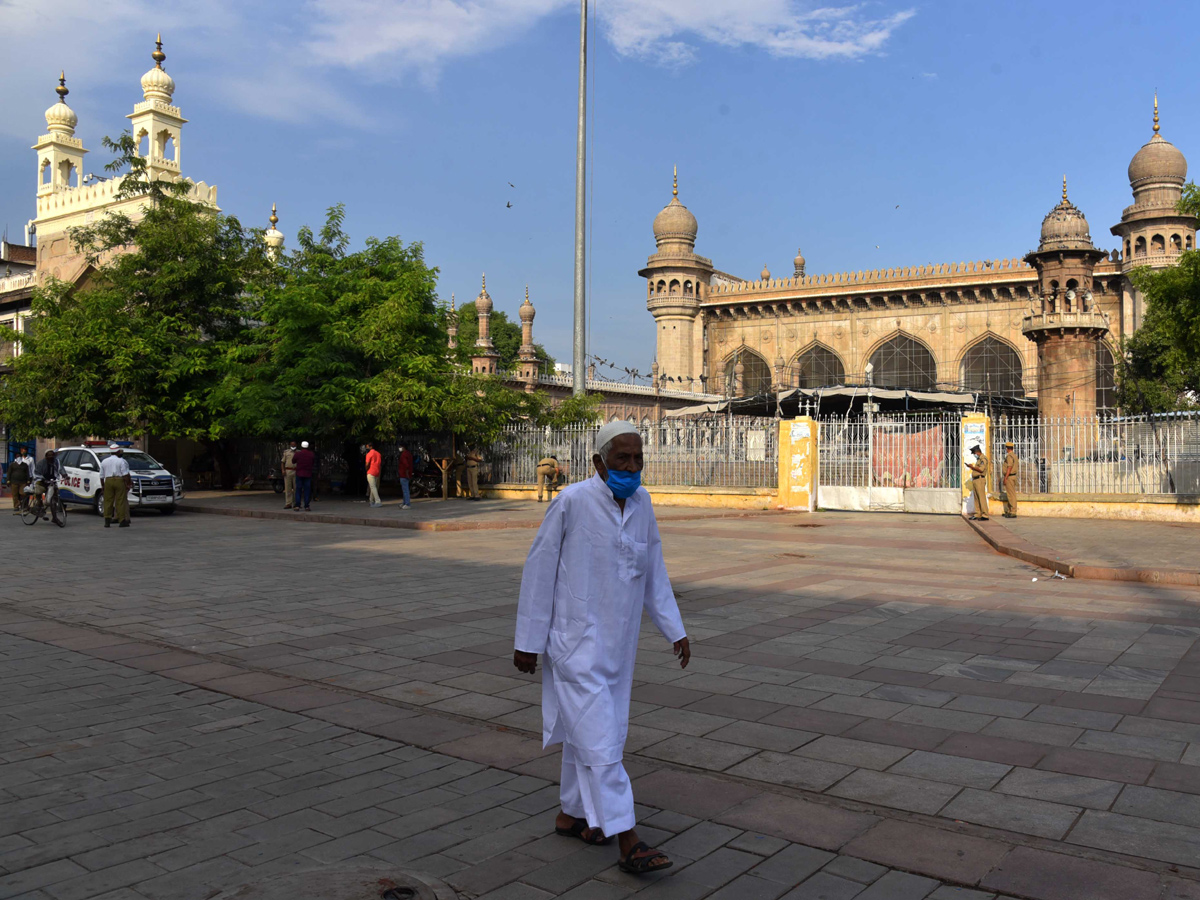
xmin=966 ymin=443 xmax=990 ymax=521
xmin=1002 ymin=440 xmax=1019 ymax=518
xmin=281 ymin=440 xmax=298 ymax=509
xmin=464 ymin=448 xmax=482 ymax=501
xmin=535 ymin=456 xmax=561 ymax=502
xmin=101 ymin=445 xmax=133 ymax=528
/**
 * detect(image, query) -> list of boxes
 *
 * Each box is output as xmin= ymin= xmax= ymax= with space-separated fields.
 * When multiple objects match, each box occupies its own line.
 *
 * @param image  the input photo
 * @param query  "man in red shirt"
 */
xmin=397 ymin=442 xmax=414 ymax=510
xmin=293 ymin=441 xmax=316 ymax=512
xmin=365 ymin=442 xmax=383 ymax=508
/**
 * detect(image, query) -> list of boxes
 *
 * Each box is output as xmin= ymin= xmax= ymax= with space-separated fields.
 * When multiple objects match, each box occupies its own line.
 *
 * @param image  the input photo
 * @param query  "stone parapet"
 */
xmin=1021 ymin=310 xmax=1110 ymax=340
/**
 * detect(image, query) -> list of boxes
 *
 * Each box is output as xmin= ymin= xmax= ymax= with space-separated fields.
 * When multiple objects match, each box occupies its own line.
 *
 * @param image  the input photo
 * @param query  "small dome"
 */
xmin=1039 ymin=187 xmax=1094 ymax=252
xmin=141 ymin=36 xmax=175 ymax=103
xmin=760 ymin=265 xmax=771 ymax=281
xmin=794 ymin=248 xmax=805 ymax=267
xmin=653 ymin=197 xmax=698 ymax=247
xmin=518 ymin=286 xmax=535 ymax=323
xmin=1128 ymin=134 xmax=1187 ymax=187
xmin=45 ymin=72 xmax=77 ymax=134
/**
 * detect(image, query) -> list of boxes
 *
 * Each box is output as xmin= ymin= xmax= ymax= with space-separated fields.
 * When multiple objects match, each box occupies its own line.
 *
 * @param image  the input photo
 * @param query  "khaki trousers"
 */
xmin=1003 ymin=476 xmax=1019 ymax=516
xmin=284 ymin=471 xmax=296 ymax=507
xmin=536 ymin=467 xmax=557 ymax=501
xmin=367 ymin=474 xmax=381 ymax=505
xmin=103 ymin=476 xmax=130 ymax=523
xmin=970 ymin=477 xmax=989 ymax=519
xmin=10 ymin=479 xmax=27 ymax=510
xmin=466 ymin=466 xmax=479 ymax=499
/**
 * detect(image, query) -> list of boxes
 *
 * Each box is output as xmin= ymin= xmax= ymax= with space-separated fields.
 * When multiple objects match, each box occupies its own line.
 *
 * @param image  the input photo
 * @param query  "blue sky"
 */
xmin=1 ymin=0 xmax=1194 ymax=377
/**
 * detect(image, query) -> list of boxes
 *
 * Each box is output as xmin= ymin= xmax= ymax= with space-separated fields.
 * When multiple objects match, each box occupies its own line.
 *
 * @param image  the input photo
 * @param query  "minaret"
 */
xmin=127 ymin=35 xmax=187 ymax=182
xmin=471 ymin=274 xmax=500 ymax=375
xmin=1023 ymin=177 xmax=1109 ymax=421
xmin=1111 ymin=95 xmax=1193 ymax=334
xmin=518 ymin=285 xmax=539 ymax=390
xmin=264 ymin=204 xmax=284 ymax=259
xmin=639 ymin=167 xmax=713 ymax=392
xmin=793 ymin=247 xmax=806 ymax=278
xmin=447 ymin=293 xmax=458 ymax=351
xmin=33 ymin=72 xmax=87 ymax=196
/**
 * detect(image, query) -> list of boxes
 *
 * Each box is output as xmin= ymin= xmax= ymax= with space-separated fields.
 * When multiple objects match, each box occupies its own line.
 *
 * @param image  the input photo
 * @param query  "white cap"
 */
xmin=108 ymin=443 xmax=120 ymax=449
xmin=301 ymin=441 xmax=310 ymax=448
xmin=595 ymin=420 xmax=639 ymax=452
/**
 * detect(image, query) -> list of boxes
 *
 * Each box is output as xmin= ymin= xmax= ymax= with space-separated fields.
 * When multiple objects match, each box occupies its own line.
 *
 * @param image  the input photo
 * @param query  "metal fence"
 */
xmin=487 ymin=417 xmax=779 ymax=489
xmin=993 ymin=413 xmax=1200 ymax=495
xmin=818 ymin=412 xmax=964 ymax=490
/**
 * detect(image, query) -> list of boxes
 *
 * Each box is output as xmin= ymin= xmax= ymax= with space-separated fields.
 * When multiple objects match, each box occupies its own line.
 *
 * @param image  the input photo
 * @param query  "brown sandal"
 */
xmin=555 ymin=817 xmax=611 ymax=845
xmin=618 ymin=842 xmax=672 ymax=874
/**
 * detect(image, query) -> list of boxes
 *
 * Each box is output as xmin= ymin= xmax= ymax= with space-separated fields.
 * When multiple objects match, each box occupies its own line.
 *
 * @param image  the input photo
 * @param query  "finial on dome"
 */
xmin=450 ymin=292 xmax=456 ymax=310
xmin=56 ymin=71 xmax=68 ymax=102
xmin=525 ymin=284 xmax=530 ymax=303
xmin=269 ymin=203 xmax=278 ymax=227
xmin=1153 ymin=91 xmax=1159 ymax=134
xmin=153 ymin=34 xmax=166 ymax=68
xmin=1062 ymin=175 xmax=1068 ymax=202
xmin=481 ymin=272 xmax=486 ymax=291
xmin=672 ymin=165 xmax=678 ymax=199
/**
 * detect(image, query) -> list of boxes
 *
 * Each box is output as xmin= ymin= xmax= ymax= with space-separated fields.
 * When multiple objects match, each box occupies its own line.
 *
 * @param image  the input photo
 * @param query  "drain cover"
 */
xmin=214 ymin=868 xmax=456 ymax=900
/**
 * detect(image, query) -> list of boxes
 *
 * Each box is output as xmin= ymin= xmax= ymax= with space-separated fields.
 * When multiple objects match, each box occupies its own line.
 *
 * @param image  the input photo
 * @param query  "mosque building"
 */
xmin=641 ymin=100 xmax=1192 ymax=419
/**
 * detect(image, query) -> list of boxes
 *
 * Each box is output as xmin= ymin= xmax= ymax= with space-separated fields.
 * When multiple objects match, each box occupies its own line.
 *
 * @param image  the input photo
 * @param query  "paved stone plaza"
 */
xmin=3 ymin=506 xmax=1200 ymax=900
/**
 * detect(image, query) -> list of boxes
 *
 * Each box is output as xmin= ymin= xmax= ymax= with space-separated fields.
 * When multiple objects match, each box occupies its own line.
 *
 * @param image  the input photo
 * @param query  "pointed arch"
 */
xmin=866 ymin=332 xmax=937 ymax=390
xmin=721 ymin=346 xmax=773 ymax=396
xmin=959 ymin=333 xmax=1026 ymax=397
xmin=1096 ymin=341 xmax=1116 ymax=412
xmin=788 ymin=341 xmax=846 ymax=389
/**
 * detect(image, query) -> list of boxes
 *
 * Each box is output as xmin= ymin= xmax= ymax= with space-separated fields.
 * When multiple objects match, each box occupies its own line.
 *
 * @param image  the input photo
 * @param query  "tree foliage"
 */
xmin=451 ymin=300 xmax=554 ymax=372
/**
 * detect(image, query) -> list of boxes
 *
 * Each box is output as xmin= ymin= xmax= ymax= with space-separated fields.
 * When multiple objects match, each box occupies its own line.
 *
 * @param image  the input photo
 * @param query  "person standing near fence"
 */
xmin=282 ymin=440 xmax=298 ymax=509
xmin=293 ymin=441 xmax=315 ymax=512
xmin=397 ymin=442 xmax=413 ymax=510
xmin=465 ymin=447 xmax=482 ymax=500
xmin=536 ymin=455 xmax=561 ymax=502
xmin=8 ymin=445 xmax=33 ymax=514
xmin=967 ymin=443 xmax=990 ymax=521
xmin=365 ymin=442 xmax=383 ymax=508
xmin=1002 ymin=440 xmax=1019 ymax=518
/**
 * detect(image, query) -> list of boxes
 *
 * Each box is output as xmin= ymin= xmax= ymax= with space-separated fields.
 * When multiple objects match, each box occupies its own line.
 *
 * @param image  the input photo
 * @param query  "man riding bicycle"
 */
xmin=31 ymin=449 xmax=62 ymax=521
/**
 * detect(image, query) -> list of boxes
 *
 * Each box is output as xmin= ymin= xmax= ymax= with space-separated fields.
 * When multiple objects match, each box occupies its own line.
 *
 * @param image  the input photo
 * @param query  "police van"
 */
xmin=55 ymin=443 xmax=185 ymax=515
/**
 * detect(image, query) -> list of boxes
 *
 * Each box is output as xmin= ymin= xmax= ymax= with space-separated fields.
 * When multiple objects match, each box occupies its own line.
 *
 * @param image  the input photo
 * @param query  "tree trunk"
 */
xmin=204 ymin=438 xmax=237 ymax=490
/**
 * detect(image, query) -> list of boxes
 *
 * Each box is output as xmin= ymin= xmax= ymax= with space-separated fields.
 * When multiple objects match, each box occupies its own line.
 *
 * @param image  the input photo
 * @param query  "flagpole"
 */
xmin=572 ymin=0 xmax=588 ymax=396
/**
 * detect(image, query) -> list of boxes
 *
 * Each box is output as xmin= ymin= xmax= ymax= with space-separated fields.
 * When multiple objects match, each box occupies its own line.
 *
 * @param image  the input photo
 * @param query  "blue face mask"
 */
xmin=605 ymin=468 xmax=641 ymax=499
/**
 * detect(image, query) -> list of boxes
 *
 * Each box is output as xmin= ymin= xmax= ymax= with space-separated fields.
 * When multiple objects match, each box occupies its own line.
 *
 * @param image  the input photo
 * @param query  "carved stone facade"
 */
xmin=643 ymin=104 xmax=1193 ymax=413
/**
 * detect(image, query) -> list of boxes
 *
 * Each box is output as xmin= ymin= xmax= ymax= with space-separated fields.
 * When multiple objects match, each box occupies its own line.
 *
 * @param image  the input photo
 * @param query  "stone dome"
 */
xmin=45 ymin=73 xmax=77 ymax=134
xmin=519 ymin=288 xmax=535 ymax=323
xmin=475 ymin=275 xmax=493 ymax=314
xmin=1038 ymin=181 xmax=1094 ymax=251
xmin=653 ymin=197 xmax=698 ymax=247
xmin=141 ymin=37 xmax=175 ymax=103
xmin=760 ymin=265 xmax=771 ymax=281
xmin=264 ymin=205 xmax=284 ymax=251
xmin=1128 ymin=133 xmax=1187 ymax=187
xmin=794 ymin=248 xmax=805 ymax=268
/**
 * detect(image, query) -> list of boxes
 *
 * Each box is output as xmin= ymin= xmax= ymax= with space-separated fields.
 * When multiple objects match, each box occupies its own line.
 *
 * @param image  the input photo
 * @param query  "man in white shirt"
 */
xmin=514 ymin=420 xmax=689 ymax=875
xmin=100 ymin=445 xmax=133 ymax=528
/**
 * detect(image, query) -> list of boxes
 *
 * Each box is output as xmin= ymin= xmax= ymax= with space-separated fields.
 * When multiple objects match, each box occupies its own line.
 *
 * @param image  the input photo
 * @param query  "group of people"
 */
xmin=966 ymin=440 xmax=1020 ymax=520
xmin=6 ymin=444 xmax=133 ymax=526
xmin=280 ymin=440 xmax=421 ymax=510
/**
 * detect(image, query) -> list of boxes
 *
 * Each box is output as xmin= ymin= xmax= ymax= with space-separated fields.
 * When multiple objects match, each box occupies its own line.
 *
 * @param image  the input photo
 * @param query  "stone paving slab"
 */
xmin=6 ymin=510 xmax=1200 ymax=893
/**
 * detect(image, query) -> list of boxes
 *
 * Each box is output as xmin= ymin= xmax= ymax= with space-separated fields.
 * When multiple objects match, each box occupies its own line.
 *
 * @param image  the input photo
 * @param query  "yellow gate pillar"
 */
xmin=960 ymin=413 xmax=991 ymax=506
xmin=779 ymin=416 xmax=817 ymax=512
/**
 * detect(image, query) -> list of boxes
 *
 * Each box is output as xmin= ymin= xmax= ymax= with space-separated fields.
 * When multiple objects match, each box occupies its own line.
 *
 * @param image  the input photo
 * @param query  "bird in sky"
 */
xmin=895 ymin=204 xmax=900 ymax=208
xmin=506 ymin=201 xmax=513 ymax=209
xmin=508 ymin=182 xmax=515 ymax=188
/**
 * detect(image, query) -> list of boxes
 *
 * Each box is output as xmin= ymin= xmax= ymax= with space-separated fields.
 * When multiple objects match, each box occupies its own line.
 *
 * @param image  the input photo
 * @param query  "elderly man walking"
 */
xmin=514 ymin=421 xmax=689 ymax=875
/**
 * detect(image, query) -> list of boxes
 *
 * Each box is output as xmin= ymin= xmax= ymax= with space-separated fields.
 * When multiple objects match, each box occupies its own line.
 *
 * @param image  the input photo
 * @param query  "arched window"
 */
xmin=1171 ymin=234 xmax=1182 ymax=252
xmin=656 ymin=280 xmax=665 ymax=294
xmin=683 ymin=281 xmax=693 ymax=296
xmin=723 ymin=349 xmax=773 ymax=397
xmin=1125 ymin=239 xmax=1131 ymax=258
xmin=668 ymin=279 xmax=680 ymax=295
xmin=40 ymin=160 xmax=51 ymax=185
xmin=137 ymin=131 xmax=149 ymax=157
xmin=163 ymin=134 xmax=176 ymax=162
xmin=1152 ymin=234 xmax=1165 ymax=254
xmin=792 ymin=345 xmax=845 ymax=388
xmin=1188 ymin=235 xmax=1194 ymax=251
xmin=868 ymin=334 xmax=937 ymax=390
xmin=1096 ymin=344 xmax=1116 ymax=412
xmin=1135 ymin=236 xmax=1147 ymax=257
xmin=961 ymin=337 xmax=1025 ymax=397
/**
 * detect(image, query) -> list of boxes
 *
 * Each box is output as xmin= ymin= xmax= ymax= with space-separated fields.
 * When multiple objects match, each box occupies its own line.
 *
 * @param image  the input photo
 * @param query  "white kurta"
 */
xmin=514 ymin=473 xmax=687 ymax=767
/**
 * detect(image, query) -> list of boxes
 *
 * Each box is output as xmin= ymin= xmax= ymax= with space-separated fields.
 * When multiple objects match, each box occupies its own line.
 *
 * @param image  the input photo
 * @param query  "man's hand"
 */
xmin=674 ymin=637 xmax=690 ymax=669
xmin=514 ymin=650 xmax=538 ymax=674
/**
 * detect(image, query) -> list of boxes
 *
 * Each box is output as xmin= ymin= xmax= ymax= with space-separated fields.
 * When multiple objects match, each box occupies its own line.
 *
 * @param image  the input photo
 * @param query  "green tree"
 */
xmin=0 ymin=132 xmax=268 ymax=484
xmin=1116 ymin=185 xmax=1200 ymax=411
xmin=451 ymin=300 xmax=554 ymax=373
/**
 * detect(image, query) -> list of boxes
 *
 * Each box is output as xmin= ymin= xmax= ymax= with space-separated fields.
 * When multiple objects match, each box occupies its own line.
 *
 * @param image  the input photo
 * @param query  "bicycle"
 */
xmin=22 ymin=481 xmax=67 ymax=528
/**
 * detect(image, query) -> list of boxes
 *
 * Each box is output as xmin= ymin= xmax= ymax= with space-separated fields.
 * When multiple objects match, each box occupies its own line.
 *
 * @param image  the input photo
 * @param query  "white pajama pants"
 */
xmin=559 ymin=743 xmax=635 ymax=837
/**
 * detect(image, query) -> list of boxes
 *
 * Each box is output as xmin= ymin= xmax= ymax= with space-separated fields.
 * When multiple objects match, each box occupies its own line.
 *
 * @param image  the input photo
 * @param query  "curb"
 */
xmin=963 ymin=516 xmax=1200 ymax=585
